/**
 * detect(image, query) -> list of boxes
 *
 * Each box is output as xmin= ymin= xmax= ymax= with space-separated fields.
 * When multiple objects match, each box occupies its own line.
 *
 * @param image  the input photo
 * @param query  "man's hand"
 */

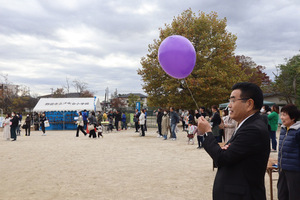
xmin=197 ymin=116 xmax=212 ymax=135
xmin=221 ymin=143 xmax=231 ymax=150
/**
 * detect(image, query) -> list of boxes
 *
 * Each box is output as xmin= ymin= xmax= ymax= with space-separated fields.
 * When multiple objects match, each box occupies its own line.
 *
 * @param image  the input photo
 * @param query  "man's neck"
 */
xmin=237 ymin=110 xmax=257 ymax=125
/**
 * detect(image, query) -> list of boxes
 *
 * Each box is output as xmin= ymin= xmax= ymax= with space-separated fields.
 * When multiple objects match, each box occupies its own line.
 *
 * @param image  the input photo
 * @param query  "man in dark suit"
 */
xmin=198 ymin=82 xmax=270 ymax=200
xmin=10 ymin=112 xmax=19 ymax=141
xmin=155 ymin=108 xmax=163 ymax=137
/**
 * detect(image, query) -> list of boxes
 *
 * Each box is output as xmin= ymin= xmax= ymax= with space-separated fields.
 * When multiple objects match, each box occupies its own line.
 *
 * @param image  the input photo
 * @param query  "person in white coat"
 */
xmin=3 ymin=114 xmax=11 ymax=140
xmin=222 ymin=108 xmax=237 ymax=143
xmin=139 ymin=109 xmax=146 ymax=137
xmin=76 ymin=112 xmax=87 ymax=137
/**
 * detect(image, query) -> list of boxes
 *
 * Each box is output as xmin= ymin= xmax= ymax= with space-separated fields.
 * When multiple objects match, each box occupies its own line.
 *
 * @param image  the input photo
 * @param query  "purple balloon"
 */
xmin=158 ymin=35 xmax=196 ymax=79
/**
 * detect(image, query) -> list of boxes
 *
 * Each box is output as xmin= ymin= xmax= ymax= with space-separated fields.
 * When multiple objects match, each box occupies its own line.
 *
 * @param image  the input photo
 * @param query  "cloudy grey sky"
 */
xmin=1 ymin=0 xmax=299 ymax=100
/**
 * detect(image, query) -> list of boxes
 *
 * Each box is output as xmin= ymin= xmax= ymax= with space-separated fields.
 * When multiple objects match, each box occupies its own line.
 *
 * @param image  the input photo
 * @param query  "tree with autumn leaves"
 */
xmin=271 ymin=54 xmax=300 ymax=106
xmin=138 ymin=9 xmax=262 ymax=109
xmin=235 ymin=55 xmax=271 ymax=86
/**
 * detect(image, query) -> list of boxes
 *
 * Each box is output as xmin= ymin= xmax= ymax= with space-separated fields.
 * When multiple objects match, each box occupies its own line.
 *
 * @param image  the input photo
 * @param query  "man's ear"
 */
xmin=246 ymin=99 xmax=255 ymax=112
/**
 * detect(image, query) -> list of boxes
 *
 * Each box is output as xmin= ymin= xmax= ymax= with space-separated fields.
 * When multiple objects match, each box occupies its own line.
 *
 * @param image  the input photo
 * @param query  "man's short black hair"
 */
xmin=232 ymin=82 xmax=263 ymax=111
xmin=281 ymin=104 xmax=300 ymax=123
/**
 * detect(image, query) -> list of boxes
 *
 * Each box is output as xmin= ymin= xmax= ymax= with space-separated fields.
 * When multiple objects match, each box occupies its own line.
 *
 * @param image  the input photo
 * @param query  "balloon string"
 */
xmin=184 ymin=79 xmax=199 ymax=110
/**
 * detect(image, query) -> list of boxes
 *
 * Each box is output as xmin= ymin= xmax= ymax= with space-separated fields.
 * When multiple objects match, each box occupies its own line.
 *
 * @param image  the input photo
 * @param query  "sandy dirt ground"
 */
xmin=0 ymin=127 xmax=278 ymax=200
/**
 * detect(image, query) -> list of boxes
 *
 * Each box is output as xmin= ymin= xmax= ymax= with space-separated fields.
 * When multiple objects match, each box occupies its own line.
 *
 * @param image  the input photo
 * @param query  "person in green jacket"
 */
xmin=268 ymin=104 xmax=279 ymax=152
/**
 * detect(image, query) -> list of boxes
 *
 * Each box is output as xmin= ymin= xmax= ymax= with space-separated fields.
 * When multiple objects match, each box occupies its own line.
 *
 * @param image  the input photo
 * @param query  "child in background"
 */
xmin=187 ymin=124 xmax=197 ymax=145
xmin=96 ymin=123 xmax=103 ymax=138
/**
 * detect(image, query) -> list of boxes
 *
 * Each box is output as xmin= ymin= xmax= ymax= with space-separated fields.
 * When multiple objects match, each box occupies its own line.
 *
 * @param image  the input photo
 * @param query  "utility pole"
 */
xmin=105 ymin=87 xmax=109 ymax=112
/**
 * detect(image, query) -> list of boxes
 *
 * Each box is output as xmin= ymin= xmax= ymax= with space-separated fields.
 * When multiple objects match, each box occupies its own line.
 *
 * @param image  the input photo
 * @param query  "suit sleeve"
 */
xmin=204 ymin=125 xmax=267 ymax=168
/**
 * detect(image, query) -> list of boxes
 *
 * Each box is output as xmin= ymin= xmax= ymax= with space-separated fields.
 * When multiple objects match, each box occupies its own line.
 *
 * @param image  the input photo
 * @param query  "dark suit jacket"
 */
xmin=10 ymin=115 xmax=19 ymax=127
xmin=203 ymin=112 xmax=270 ymax=200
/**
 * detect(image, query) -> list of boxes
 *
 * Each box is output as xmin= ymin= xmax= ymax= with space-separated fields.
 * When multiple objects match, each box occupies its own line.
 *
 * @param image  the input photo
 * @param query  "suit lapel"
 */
xmin=226 ymin=129 xmax=237 ymax=145
xmin=226 ymin=112 xmax=260 ymax=144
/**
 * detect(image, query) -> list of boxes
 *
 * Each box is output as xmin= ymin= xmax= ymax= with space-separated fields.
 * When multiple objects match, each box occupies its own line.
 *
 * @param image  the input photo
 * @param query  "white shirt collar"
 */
xmin=234 ymin=113 xmax=255 ymax=134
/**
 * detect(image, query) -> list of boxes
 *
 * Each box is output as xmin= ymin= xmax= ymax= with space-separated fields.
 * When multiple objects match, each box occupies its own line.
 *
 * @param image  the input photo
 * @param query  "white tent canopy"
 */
xmin=33 ymin=97 xmax=102 ymax=112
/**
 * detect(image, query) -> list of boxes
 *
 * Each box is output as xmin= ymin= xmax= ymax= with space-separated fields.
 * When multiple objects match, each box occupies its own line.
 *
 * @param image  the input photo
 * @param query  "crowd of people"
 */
xmin=2 ymin=81 xmax=300 ymax=199
xmin=75 ymin=110 xmax=129 ymax=139
xmin=150 ymin=105 xmax=237 ymax=148
xmin=2 ymin=112 xmax=46 ymax=141
xmin=1 ymin=109 xmax=130 ymax=140
xmin=149 ymin=102 xmax=283 ymax=155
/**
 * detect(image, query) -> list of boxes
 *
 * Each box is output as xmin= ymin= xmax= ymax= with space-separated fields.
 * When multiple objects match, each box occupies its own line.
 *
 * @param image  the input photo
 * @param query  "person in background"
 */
xmin=194 ymin=109 xmax=203 ymax=149
xmin=263 ymin=105 xmax=271 ymax=115
xmin=144 ymin=109 xmax=147 ymax=132
xmin=194 ymin=109 xmax=201 ymax=121
xmin=134 ymin=109 xmax=140 ymax=133
xmin=184 ymin=110 xmax=189 ymax=131
xmin=115 ymin=110 xmax=121 ymax=131
xmin=108 ymin=110 xmax=114 ymax=131
xmin=16 ymin=113 xmax=22 ymax=136
xmin=169 ymin=107 xmax=180 ymax=140
xmin=121 ymin=112 xmax=127 ymax=130
xmin=268 ymin=104 xmax=279 ymax=152
xmin=3 ymin=113 xmax=11 ymax=140
xmin=154 ymin=108 xmax=163 ymax=138
xmin=82 ymin=110 xmax=88 ymax=129
xmin=96 ymin=111 xmax=102 ymax=124
xmin=25 ymin=114 xmax=31 ymax=136
xmin=96 ymin=123 xmax=103 ymax=138
xmin=260 ymin=105 xmax=270 ymax=130
xmin=210 ymin=105 xmax=222 ymax=142
xmin=10 ymin=112 xmax=19 ymax=141
xmin=199 ymin=107 xmax=207 ymax=118
xmin=188 ymin=110 xmax=194 ymax=125
xmin=181 ymin=110 xmax=188 ymax=131
xmin=219 ymin=110 xmax=225 ymax=142
xmin=40 ymin=113 xmax=47 ymax=136
xmin=187 ymin=122 xmax=197 ymax=145
xmin=222 ymin=108 xmax=237 ymax=143
xmin=88 ymin=111 xmax=97 ymax=138
xmin=76 ymin=111 xmax=87 ymax=137
xmin=196 ymin=127 xmax=204 ymax=149
xmin=139 ymin=109 xmax=146 ymax=137
xmin=103 ymin=112 xmax=107 ymax=121
xmin=277 ymin=104 xmax=300 ymax=200
xmin=108 ymin=113 xmax=114 ymax=132
xmin=161 ymin=109 xmax=169 ymax=140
